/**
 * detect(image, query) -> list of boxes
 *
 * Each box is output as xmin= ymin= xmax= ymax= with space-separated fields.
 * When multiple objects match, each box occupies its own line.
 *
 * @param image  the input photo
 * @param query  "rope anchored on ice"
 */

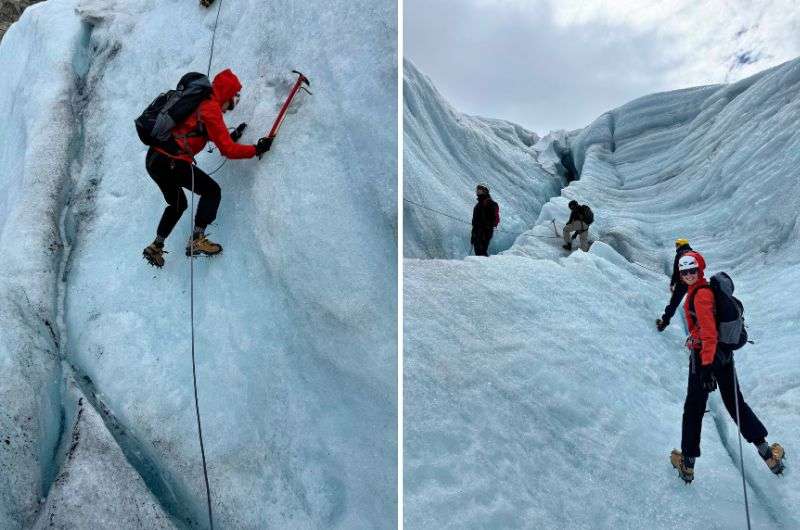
xmin=403 ymin=197 xmax=524 ymax=236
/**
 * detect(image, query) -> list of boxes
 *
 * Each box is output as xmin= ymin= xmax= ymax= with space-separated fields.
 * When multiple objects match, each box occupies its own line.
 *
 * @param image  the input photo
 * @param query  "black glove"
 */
xmin=255 ymin=136 xmax=273 ymax=156
xmin=656 ymin=317 xmax=669 ymax=332
xmin=231 ymin=122 xmax=247 ymax=142
xmin=699 ymin=365 xmax=717 ymax=392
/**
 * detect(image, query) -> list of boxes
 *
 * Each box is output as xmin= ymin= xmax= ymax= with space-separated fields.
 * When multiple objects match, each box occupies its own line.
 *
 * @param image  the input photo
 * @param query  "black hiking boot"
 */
xmin=562 ymin=242 xmax=572 ymax=251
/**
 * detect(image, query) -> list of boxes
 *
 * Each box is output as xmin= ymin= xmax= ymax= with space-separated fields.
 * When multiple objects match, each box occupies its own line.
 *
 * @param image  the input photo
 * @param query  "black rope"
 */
xmin=206 ymin=0 xmax=224 ymax=77
xmin=206 ymin=158 xmax=228 ymax=176
xmin=630 ymin=261 xmax=663 ymax=275
xmin=188 ymin=1 xmax=224 ymax=526
xmin=189 ymin=165 xmax=214 ymax=530
xmin=402 ymin=197 xmax=524 ymax=235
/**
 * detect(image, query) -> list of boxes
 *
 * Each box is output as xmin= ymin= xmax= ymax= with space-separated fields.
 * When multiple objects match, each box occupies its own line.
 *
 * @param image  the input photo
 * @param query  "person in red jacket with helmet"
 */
xmin=670 ymin=251 xmax=784 ymax=483
xmin=143 ymin=68 xmax=272 ymax=267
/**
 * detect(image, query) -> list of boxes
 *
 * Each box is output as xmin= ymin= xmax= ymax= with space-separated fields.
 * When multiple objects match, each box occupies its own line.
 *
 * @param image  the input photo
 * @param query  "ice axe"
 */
xmin=259 ymin=70 xmax=312 ymax=159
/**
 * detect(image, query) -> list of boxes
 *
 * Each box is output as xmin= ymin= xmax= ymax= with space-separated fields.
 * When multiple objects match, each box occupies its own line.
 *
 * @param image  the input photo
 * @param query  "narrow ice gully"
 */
xmin=404 ymin=58 xmax=800 ymax=528
xmin=0 ymin=0 xmax=397 ymax=528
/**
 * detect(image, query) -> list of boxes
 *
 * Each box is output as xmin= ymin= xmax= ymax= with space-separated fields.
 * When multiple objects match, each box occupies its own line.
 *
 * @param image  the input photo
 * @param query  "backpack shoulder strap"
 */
xmin=687 ymin=284 xmax=713 ymax=325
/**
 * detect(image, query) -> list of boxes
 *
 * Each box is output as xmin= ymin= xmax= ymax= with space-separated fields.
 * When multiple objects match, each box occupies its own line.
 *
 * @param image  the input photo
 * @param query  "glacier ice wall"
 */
xmin=0 ymin=0 xmax=397 ymax=528
xmin=0 ymin=2 xmax=86 ymax=526
xmin=404 ymin=59 xmax=564 ymax=259
xmin=405 ymin=57 xmax=800 ymax=528
xmin=33 ymin=380 xmax=175 ymax=529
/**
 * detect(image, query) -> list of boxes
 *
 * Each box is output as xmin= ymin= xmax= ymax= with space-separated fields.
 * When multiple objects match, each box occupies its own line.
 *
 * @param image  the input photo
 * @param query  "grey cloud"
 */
xmin=404 ymin=0 xmax=791 ymax=133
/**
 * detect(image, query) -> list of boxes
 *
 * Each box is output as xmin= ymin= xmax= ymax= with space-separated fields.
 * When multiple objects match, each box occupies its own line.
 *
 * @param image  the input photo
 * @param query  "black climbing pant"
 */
xmin=472 ymin=228 xmax=493 ymax=257
xmin=146 ymin=148 xmax=221 ymax=239
xmin=681 ymin=350 xmax=768 ymax=458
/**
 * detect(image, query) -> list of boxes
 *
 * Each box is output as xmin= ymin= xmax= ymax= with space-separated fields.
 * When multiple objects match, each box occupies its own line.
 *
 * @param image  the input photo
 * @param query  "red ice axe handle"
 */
xmin=266 ymin=70 xmax=311 ymax=139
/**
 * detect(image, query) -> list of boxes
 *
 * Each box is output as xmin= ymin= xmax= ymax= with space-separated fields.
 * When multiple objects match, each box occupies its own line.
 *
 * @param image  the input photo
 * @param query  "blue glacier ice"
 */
xmin=405 ymin=57 xmax=800 ymax=528
xmin=0 ymin=0 xmax=397 ymax=528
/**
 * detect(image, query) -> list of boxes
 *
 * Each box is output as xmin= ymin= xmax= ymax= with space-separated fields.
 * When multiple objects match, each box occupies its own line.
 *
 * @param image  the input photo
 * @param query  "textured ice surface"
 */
xmin=32 ymin=380 xmax=175 ymax=529
xmin=0 ymin=2 xmax=85 ymax=526
xmin=0 ymin=0 xmax=396 ymax=528
xmin=404 ymin=59 xmax=565 ymax=259
xmin=405 ymin=59 xmax=800 ymax=528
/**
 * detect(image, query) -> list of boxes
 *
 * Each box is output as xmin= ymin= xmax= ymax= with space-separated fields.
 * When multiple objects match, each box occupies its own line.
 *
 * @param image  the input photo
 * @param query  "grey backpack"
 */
xmin=689 ymin=272 xmax=748 ymax=350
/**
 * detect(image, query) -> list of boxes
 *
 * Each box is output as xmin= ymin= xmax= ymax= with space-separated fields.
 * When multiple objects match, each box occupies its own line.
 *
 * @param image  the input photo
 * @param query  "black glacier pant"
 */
xmin=681 ymin=350 xmax=768 ymax=458
xmin=146 ymin=148 xmax=221 ymax=239
xmin=472 ymin=228 xmax=493 ymax=257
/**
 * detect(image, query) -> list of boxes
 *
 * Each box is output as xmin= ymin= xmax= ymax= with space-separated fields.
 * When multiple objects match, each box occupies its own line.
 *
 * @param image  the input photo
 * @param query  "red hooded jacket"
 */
xmin=682 ymin=251 xmax=718 ymax=366
xmin=160 ymin=69 xmax=257 ymax=162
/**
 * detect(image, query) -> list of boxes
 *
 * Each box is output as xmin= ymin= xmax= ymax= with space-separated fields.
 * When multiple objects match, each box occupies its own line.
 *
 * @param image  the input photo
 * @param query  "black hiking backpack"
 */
xmin=581 ymin=205 xmax=594 ymax=225
xmin=134 ymin=72 xmax=213 ymax=153
xmin=688 ymin=272 xmax=748 ymax=350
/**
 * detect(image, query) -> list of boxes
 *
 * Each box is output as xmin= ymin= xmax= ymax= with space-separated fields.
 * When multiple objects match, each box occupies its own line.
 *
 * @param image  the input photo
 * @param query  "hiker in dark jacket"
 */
xmin=656 ymin=239 xmax=693 ymax=331
xmin=562 ymin=200 xmax=593 ymax=252
xmin=669 ymin=251 xmax=784 ymax=483
xmin=471 ymin=184 xmax=499 ymax=257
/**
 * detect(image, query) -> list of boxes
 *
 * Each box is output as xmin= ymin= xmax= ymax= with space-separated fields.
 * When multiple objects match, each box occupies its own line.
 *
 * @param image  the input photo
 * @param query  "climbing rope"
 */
xmin=629 ymin=260 xmax=663 ymax=275
xmin=732 ymin=364 xmax=752 ymax=530
xmin=187 ymin=2 xmax=226 ymax=528
xmin=404 ymin=202 xmax=671 ymax=265
xmin=206 ymin=0 xmax=224 ymax=77
xmin=189 ymin=165 xmax=214 ymax=530
xmin=204 ymin=0 xmax=232 ymax=178
xmin=402 ymin=197 xmax=525 ymax=236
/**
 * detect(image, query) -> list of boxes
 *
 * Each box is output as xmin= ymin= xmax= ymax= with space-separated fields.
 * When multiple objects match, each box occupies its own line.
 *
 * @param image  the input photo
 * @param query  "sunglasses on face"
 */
xmin=680 ymin=268 xmax=699 ymax=276
xmin=226 ymin=93 xmax=241 ymax=110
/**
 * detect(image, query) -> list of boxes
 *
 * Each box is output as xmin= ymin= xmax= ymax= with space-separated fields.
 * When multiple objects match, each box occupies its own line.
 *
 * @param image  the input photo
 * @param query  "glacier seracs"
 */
xmin=405 ymin=58 xmax=800 ymax=528
xmin=404 ymin=59 xmax=565 ymax=259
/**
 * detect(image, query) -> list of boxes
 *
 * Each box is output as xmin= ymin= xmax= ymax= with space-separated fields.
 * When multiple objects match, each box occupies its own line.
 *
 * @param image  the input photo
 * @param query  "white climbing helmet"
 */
xmin=678 ymin=255 xmax=698 ymax=271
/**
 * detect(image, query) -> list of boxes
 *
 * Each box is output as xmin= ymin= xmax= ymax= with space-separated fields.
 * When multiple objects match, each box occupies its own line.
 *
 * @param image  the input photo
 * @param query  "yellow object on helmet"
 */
xmin=675 ymin=238 xmax=689 ymax=247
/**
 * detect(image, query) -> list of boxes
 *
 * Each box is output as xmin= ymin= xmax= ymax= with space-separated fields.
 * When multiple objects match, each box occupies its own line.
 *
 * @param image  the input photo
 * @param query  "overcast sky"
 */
xmin=404 ymin=0 xmax=800 ymax=134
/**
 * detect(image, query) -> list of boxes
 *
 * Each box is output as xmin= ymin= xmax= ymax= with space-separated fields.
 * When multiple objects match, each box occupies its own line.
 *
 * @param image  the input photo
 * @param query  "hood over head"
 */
xmin=212 ymin=68 xmax=243 ymax=105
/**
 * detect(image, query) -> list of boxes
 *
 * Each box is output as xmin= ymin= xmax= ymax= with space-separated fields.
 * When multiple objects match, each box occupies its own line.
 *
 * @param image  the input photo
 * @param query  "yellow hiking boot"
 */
xmin=670 ymin=449 xmax=694 ymax=483
xmin=142 ymin=242 xmax=166 ymax=268
xmin=762 ymin=443 xmax=785 ymax=475
xmin=186 ymin=234 xmax=223 ymax=257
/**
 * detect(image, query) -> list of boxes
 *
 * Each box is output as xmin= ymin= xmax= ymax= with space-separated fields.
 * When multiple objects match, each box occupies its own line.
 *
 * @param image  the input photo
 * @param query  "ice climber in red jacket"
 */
xmin=142 ymin=69 xmax=272 ymax=267
xmin=670 ymin=251 xmax=784 ymax=483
